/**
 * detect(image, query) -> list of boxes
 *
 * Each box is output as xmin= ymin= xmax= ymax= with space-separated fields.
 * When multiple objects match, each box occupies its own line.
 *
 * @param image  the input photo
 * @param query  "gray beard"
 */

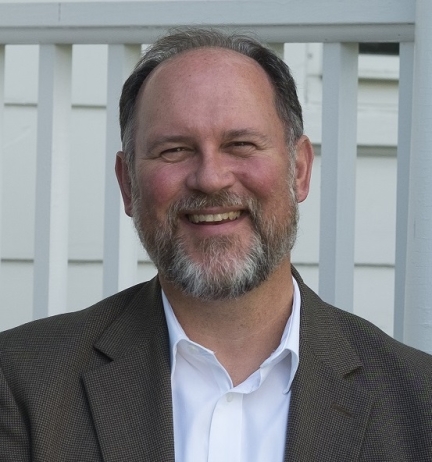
xmin=132 ymin=190 xmax=298 ymax=301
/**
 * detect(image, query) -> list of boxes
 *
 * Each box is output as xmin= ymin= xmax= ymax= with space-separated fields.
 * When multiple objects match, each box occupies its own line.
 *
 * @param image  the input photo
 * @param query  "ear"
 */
xmin=294 ymin=135 xmax=314 ymax=203
xmin=115 ymin=151 xmax=134 ymax=217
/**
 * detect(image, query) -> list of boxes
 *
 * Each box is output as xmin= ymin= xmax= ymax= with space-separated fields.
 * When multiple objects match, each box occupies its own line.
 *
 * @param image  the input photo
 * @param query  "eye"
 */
xmin=160 ymin=147 xmax=192 ymax=162
xmin=227 ymin=141 xmax=256 ymax=156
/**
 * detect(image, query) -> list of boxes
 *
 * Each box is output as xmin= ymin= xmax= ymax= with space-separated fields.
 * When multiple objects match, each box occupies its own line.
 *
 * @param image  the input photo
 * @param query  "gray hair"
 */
xmin=119 ymin=27 xmax=304 ymax=171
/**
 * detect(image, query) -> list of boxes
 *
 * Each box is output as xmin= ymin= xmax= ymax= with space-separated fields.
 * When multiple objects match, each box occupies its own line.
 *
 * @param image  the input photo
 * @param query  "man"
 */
xmin=0 ymin=28 xmax=431 ymax=462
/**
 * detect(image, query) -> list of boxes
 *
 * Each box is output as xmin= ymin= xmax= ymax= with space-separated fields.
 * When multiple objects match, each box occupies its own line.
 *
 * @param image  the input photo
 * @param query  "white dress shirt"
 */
xmin=162 ymin=277 xmax=300 ymax=462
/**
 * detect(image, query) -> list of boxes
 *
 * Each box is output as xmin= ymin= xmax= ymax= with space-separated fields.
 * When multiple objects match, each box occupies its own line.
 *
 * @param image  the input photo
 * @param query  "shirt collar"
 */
xmin=162 ymin=276 xmax=301 ymax=393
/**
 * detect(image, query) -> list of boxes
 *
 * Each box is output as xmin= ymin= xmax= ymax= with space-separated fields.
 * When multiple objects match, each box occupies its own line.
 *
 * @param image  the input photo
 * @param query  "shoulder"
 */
xmin=294 ymin=267 xmax=432 ymax=382
xmin=0 ymin=280 xmax=154 ymax=355
xmin=321 ymin=290 xmax=432 ymax=372
xmin=334 ymin=302 xmax=432 ymax=377
xmin=0 ymin=278 xmax=166 ymax=404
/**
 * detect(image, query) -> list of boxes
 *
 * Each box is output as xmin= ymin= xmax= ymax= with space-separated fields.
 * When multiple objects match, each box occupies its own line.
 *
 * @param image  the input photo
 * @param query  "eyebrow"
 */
xmin=221 ymin=128 xmax=270 ymax=143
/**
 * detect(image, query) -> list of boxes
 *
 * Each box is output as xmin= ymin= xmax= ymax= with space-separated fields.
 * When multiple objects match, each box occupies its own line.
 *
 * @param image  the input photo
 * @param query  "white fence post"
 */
xmin=33 ymin=44 xmax=72 ymax=319
xmin=319 ymin=43 xmax=358 ymax=311
xmin=103 ymin=44 xmax=141 ymax=298
xmin=404 ymin=0 xmax=432 ymax=353
xmin=0 ymin=45 xmax=4 ymax=284
xmin=394 ymin=42 xmax=414 ymax=342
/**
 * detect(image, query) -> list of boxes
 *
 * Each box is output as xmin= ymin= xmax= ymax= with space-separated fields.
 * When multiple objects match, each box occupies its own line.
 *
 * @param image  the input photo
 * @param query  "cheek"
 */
xmin=239 ymin=160 xmax=290 ymax=201
xmin=137 ymin=165 xmax=186 ymax=216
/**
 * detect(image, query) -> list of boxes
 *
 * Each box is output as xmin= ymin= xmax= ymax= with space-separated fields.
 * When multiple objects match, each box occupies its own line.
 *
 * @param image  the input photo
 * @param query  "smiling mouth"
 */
xmin=187 ymin=211 xmax=242 ymax=224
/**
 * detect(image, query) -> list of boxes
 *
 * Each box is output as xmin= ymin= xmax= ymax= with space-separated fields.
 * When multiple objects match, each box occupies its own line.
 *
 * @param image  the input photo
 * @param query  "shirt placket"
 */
xmin=208 ymin=391 xmax=243 ymax=462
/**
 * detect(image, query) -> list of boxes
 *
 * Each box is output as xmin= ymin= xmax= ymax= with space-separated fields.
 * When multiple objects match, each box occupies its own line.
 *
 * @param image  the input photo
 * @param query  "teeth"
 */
xmin=188 ymin=211 xmax=241 ymax=223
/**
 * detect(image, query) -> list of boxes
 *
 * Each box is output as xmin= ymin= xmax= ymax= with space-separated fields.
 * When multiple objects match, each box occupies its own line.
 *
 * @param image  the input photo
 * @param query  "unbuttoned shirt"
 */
xmin=162 ymin=277 xmax=300 ymax=462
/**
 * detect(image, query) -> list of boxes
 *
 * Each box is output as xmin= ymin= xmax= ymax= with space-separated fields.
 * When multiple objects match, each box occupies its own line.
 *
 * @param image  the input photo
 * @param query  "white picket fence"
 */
xmin=0 ymin=0 xmax=431 ymax=353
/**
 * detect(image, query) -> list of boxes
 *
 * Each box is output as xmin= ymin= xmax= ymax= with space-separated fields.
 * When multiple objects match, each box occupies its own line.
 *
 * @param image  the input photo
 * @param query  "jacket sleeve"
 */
xmin=0 ymin=365 xmax=31 ymax=461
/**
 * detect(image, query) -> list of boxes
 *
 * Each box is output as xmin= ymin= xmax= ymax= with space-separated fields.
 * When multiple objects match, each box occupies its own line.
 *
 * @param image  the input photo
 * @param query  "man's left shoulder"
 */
xmin=295 ymin=272 xmax=432 ymax=373
xmin=295 ymin=270 xmax=432 ymax=381
xmin=323 ymin=301 xmax=432 ymax=404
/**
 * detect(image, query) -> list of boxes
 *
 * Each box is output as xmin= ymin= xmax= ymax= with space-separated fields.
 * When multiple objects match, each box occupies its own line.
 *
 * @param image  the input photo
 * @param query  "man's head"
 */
xmin=119 ymin=28 xmax=304 ymax=171
xmin=116 ymin=28 xmax=313 ymax=301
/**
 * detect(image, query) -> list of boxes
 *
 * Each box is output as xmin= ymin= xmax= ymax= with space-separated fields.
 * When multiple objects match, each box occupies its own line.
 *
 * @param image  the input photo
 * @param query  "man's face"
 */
xmin=117 ymin=48 xmax=311 ymax=300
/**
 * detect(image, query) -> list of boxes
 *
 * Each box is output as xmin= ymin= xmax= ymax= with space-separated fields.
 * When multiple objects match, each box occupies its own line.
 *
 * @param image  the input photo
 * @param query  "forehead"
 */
xmin=138 ymin=47 xmax=277 ymax=108
xmin=153 ymin=46 xmax=265 ymax=75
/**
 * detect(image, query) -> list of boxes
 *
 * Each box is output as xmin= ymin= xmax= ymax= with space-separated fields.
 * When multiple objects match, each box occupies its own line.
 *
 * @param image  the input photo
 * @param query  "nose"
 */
xmin=186 ymin=149 xmax=236 ymax=194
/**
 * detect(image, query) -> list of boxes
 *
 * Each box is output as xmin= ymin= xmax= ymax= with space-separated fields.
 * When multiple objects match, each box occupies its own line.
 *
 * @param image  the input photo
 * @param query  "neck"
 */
xmin=160 ymin=258 xmax=294 ymax=385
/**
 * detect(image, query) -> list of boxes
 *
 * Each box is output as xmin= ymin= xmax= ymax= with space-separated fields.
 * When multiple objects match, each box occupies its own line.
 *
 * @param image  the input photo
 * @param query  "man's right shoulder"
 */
xmin=0 ymin=281 xmax=149 ymax=351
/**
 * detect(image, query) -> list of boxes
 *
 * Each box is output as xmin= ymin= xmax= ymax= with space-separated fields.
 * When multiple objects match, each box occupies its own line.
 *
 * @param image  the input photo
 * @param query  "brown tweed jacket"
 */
xmin=0 ymin=269 xmax=431 ymax=461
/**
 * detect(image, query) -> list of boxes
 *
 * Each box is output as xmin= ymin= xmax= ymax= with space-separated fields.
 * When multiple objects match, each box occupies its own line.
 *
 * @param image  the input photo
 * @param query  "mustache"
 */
xmin=166 ymin=191 xmax=260 ymax=225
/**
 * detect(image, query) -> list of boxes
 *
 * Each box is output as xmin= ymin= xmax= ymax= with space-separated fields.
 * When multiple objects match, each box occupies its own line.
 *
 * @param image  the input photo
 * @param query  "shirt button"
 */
xmin=188 ymin=344 xmax=198 ymax=353
xmin=226 ymin=393 xmax=234 ymax=402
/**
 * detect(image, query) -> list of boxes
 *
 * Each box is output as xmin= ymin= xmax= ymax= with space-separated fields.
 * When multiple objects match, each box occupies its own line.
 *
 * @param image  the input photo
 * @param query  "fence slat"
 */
xmin=103 ymin=44 xmax=141 ymax=298
xmin=33 ymin=44 xmax=72 ymax=319
xmin=319 ymin=43 xmax=358 ymax=311
xmin=394 ymin=42 xmax=414 ymax=341
xmin=404 ymin=0 xmax=432 ymax=353
xmin=0 ymin=45 xmax=4 ymax=283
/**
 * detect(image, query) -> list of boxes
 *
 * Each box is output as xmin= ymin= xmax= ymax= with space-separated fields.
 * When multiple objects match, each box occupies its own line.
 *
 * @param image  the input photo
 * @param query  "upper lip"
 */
xmin=185 ymin=208 xmax=244 ymax=223
xmin=184 ymin=207 xmax=243 ymax=215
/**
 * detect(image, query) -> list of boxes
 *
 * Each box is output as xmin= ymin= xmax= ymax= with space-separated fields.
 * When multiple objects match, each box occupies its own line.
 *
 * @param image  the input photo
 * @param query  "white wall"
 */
xmin=1 ymin=42 xmax=399 ymax=335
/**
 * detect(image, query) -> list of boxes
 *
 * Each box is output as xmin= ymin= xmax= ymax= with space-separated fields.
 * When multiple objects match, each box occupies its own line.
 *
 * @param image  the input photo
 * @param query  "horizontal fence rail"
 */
xmin=0 ymin=0 xmax=415 ymax=44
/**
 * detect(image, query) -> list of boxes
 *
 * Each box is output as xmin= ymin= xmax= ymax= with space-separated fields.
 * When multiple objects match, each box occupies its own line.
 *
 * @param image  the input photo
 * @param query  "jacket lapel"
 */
xmin=285 ymin=269 xmax=374 ymax=461
xmin=82 ymin=278 xmax=175 ymax=462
